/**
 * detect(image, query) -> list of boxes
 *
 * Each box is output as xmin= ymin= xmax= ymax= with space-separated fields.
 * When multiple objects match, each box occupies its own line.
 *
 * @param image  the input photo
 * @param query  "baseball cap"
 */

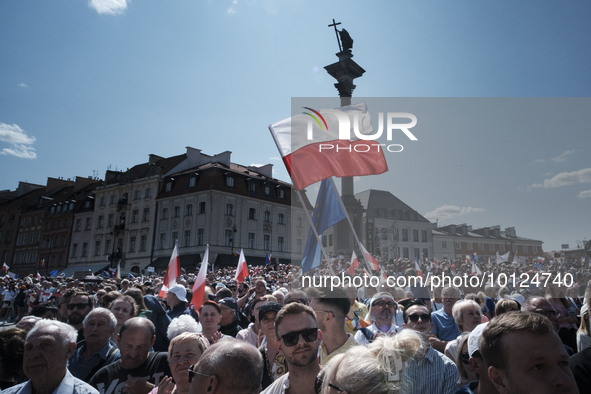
xmin=504 ymin=293 xmax=525 ymax=307
xmin=167 ymin=285 xmax=188 ymax=302
xmin=259 ymin=302 xmax=282 ymax=321
xmin=468 ymin=322 xmax=489 ymax=357
xmin=219 ymin=297 xmax=238 ymax=313
xmin=370 ymin=292 xmax=397 ymax=306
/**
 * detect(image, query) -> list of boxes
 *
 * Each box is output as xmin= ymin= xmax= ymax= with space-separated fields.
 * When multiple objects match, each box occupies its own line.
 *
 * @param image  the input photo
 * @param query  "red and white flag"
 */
xmin=359 ymin=243 xmax=379 ymax=271
xmin=537 ymin=256 xmax=545 ymax=263
xmin=36 ymin=271 xmax=41 ymax=280
xmin=471 ymin=261 xmax=482 ymax=275
xmin=191 ymin=245 xmax=209 ymax=312
xmin=348 ymin=251 xmax=360 ymax=276
xmin=414 ymin=260 xmax=423 ymax=277
xmin=2 ymin=263 xmax=8 ymax=272
xmin=234 ymin=249 xmax=249 ymax=283
xmin=269 ymin=102 xmax=388 ymax=190
xmin=159 ymin=241 xmax=181 ymax=298
xmin=114 ymin=261 xmax=121 ymax=280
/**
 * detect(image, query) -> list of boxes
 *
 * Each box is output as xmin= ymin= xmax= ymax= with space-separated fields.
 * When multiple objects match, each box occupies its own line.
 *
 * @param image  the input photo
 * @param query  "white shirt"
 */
xmin=354 ymin=322 xmax=400 ymax=346
xmin=260 ymin=373 xmax=290 ymax=394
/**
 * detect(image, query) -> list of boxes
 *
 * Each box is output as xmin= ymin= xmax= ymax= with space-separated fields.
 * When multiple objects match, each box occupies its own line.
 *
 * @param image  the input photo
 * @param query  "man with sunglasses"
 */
xmin=67 ymin=291 xmax=94 ymax=342
xmin=521 ymin=296 xmax=575 ymax=355
xmin=261 ymin=302 xmax=322 ymax=394
xmin=354 ymin=292 xmax=400 ymax=346
xmin=402 ymin=300 xmax=459 ymax=394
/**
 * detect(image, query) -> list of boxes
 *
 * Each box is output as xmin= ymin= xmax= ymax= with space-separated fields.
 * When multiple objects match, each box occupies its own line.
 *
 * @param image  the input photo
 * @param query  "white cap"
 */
xmin=468 ymin=322 xmax=489 ymax=357
xmin=581 ymin=303 xmax=588 ymax=316
xmin=167 ymin=285 xmax=187 ymax=302
xmin=504 ymin=293 xmax=525 ymax=306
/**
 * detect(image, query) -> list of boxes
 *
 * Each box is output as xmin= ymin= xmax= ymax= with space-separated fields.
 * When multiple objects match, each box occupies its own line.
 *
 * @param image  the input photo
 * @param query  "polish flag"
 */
xmin=36 ymin=271 xmax=41 ymax=280
xmin=359 ymin=243 xmax=379 ymax=271
xmin=414 ymin=260 xmax=423 ymax=277
xmin=234 ymin=249 xmax=249 ymax=283
xmin=269 ymin=102 xmax=388 ymax=190
xmin=114 ymin=261 xmax=121 ymax=280
xmin=471 ymin=261 xmax=482 ymax=276
xmin=348 ymin=251 xmax=360 ymax=276
xmin=191 ymin=245 xmax=209 ymax=312
xmin=159 ymin=241 xmax=181 ymax=298
xmin=2 ymin=263 xmax=8 ymax=272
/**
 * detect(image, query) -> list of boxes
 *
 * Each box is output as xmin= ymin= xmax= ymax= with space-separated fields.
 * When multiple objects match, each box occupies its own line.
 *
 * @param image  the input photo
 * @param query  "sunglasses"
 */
xmin=459 ymin=352 xmax=470 ymax=365
xmin=407 ymin=313 xmax=431 ymax=323
xmin=278 ymin=327 xmax=318 ymax=347
xmin=314 ymin=375 xmax=344 ymax=393
xmin=67 ymin=303 xmax=90 ymax=310
xmin=188 ymin=365 xmax=210 ymax=383
xmin=372 ymin=300 xmax=396 ymax=308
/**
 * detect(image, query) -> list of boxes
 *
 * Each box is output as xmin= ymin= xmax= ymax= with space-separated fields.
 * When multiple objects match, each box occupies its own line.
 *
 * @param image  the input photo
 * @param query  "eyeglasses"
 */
xmin=314 ymin=375 xmax=344 ymax=393
xmin=278 ymin=327 xmax=318 ymax=347
xmin=534 ymin=309 xmax=559 ymax=318
xmin=188 ymin=365 xmax=210 ymax=383
xmin=372 ymin=300 xmax=396 ymax=308
xmin=407 ymin=313 xmax=431 ymax=323
xmin=285 ymin=298 xmax=307 ymax=305
xmin=459 ymin=352 xmax=470 ymax=365
xmin=67 ymin=303 xmax=90 ymax=310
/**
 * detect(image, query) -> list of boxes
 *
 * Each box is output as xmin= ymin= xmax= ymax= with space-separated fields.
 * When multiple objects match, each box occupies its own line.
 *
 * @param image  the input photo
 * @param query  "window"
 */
xmin=455 ymin=242 xmax=461 ymax=250
xmin=413 ymin=230 xmax=419 ymax=242
xmin=422 ymin=248 xmax=429 ymax=259
xmin=248 ymin=233 xmax=255 ymax=249
xmin=264 ymin=186 xmax=270 ymax=195
xmin=31 ymin=252 xmax=36 ymax=263
xmin=145 ymin=188 xmax=152 ymax=198
xmin=159 ymin=233 xmax=166 ymax=250
xmin=51 ymin=221 xmax=55 ymax=230
xmin=189 ymin=177 xmax=196 ymax=187
xmin=402 ymin=229 xmax=408 ymax=242
xmin=442 ymin=241 xmax=447 ymax=248
xmin=110 ymin=195 xmax=116 ymax=204
xmin=328 ymin=234 xmax=333 ymax=246
xmin=129 ymin=237 xmax=136 ymax=252
xmin=197 ymin=228 xmax=204 ymax=246
xmin=500 ymin=244 xmax=505 ymax=252
xmin=414 ymin=248 xmax=420 ymax=258
xmin=225 ymin=230 xmax=233 ymax=247
xmin=62 ymin=235 xmax=67 ymax=246
xmin=226 ymin=204 xmax=234 ymax=216
xmin=421 ymin=230 xmax=427 ymax=242
xmin=173 ymin=206 xmax=180 ymax=218
xmin=467 ymin=243 xmax=473 ymax=250
xmin=171 ymin=232 xmax=178 ymax=248
xmin=166 ymin=183 xmax=172 ymax=192
xmin=278 ymin=189 xmax=285 ymax=199
xmin=478 ymin=243 xmax=484 ymax=251
xmin=94 ymin=241 xmax=101 ymax=256
xmin=278 ymin=213 xmax=285 ymax=224
xmin=297 ymin=217 xmax=302 ymax=227
xmin=105 ymin=239 xmax=111 ymax=255
xmin=64 ymin=219 xmax=68 ymax=227
xmin=81 ymin=243 xmax=88 ymax=257
xmin=143 ymin=208 xmax=150 ymax=221
xmin=140 ymin=235 xmax=147 ymax=251
xmin=5 ymin=230 xmax=10 ymax=242
xmin=162 ymin=208 xmax=168 ymax=219
xmin=322 ymin=235 xmax=327 ymax=247
xmin=199 ymin=202 xmax=206 ymax=214
xmin=403 ymin=247 xmax=409 ymax=259
xmin=184 ymin=230 xmax=191 ymax=247
xmin=296 ymin=239 xmax=302 ymax=253
xmin=16 ymin=235 xmax=22 ymax=246
xmin=248 ymin=183 xmax=256 ymax=193
xmin=134 ymin=190 xmax=141 ymax=200
xmin=226 ymin=177 xmax=235 ymax=187
xmin=264 ymin=211 xmax=271 ymax=222
xmin=248 ymin=208 xmax=256 ymax=220
xmin=99 ymin=197 xmax=105 ymax=206
xmin=71 ymin=243 xmax=78 ymax=258
xmin=108 ymin=214 xmax=114 ymax=227
xmin=489 ymin=244 xmax=495 ymax=251
xmin=186 ymin=204 xmax=193 ymax=216
xmin=264 ymin=234 xmax=270 ymax=250
xmin=278 ymin=236 xmax=284 ymax=252
xmin=533 ymin=246 xmax=538 ymax=254
xmin=85 ymin=217 xmax=92 ymax=230
xmin=512 ymin=244 xmax=517 ymax=253
xmin=523 ymin=245 xmax=528 ymax=253
xmin=132 ymin=210 xmax=139 ymax=223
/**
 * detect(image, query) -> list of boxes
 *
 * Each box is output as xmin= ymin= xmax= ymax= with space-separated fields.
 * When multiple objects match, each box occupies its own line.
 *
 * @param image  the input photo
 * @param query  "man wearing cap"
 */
xmin=402 ymin=300 xmax=459 ymax=394
xmin=354 ymin=291 xmax=400 ymax=346
xmin=218 ymin=297 xmax=243 ymax=337
xmin=258 ymin=302 xmax=287 ymax=391
xmin=455 ymin=322 xmax=498 ymax=394
xmin=309 ymin=288 xmax=357 ymax=365
xmin=166 ymin=284 xmax=190 ymax=320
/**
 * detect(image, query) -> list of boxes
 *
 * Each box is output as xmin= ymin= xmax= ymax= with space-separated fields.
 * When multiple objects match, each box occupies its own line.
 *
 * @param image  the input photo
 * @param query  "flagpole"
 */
xmin=296 ymin=189 xmax=337 ymax=276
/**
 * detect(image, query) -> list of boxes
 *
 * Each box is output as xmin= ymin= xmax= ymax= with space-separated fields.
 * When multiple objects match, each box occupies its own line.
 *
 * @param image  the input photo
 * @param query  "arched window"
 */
xmin=226 ymin=204 xmax=234 ymax=216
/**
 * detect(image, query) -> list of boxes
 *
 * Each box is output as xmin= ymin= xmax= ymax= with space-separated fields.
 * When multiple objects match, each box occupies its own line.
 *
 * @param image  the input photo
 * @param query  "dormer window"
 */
xmin=226 ymin=177 xmax=235 ymax=187
xmin=189 ymin=177 xmax=197 ymax=187
xmin=166 ymin=183 xmax=172 ymax=192
xmin=248 ymin=183 xmax=256 ymax=193
xmin=264 ymin=186 xmax=270 ymax=195
xmin=278 ymin=189 xmax=285 ymax=199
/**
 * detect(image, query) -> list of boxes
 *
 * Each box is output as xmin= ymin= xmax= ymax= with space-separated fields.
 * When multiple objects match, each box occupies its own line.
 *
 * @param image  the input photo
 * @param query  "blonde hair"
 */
xmin=322 ymin=329 xmax=421 ymax=394
xmin=168 ymin=332 xmax=209 ymax=357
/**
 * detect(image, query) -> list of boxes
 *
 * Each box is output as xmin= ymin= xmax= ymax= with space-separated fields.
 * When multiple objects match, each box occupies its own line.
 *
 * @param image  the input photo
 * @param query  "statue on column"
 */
xmin=338 ymin=28 xmax=354 ymax=52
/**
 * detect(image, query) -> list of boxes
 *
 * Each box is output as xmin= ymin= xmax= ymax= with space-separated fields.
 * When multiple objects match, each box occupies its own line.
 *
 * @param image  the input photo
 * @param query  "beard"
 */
xmin=68 ymin=312 xmax=85 ymax=326
xmin=286 ymin=345 xmax=317 ymax=368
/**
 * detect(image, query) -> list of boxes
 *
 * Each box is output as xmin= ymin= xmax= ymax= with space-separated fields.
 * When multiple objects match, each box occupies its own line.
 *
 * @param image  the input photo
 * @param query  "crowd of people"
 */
xmin=0 ymin=256 xmax=589 ymax=394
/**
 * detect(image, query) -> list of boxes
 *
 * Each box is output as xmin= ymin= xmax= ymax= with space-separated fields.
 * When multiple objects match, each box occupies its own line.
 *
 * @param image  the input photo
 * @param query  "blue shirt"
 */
xmin=431 ymin=308 xmax=461 ymax=342
xmin=68 ymin=340 xmax=120 ymax=381
xmin=2 ymin=370 xmax=98 ymax=394
xmin=404 ymin=346 xmax=459 ymax=394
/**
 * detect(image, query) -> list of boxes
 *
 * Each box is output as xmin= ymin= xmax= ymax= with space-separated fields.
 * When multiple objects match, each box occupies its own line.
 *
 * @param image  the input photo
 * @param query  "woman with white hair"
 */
xmin=317 ymin=329 xmax=421 ymax=394
xmin=444 ymin=300 xmax=482 ymax=361
xmin=167 ymin=315 xmax=202 ymax=340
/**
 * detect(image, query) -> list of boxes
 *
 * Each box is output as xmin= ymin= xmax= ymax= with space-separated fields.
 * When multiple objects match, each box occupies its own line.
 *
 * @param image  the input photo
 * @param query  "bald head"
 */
xmin=190 ymin=338 xmax=263 ymax=394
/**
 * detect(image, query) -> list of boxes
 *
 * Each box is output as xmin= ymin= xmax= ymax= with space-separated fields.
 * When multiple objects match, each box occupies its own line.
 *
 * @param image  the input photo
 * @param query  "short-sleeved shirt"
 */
xmin=431 ymin=309 xmax=461 ymax=342
xmin=69 ymin=340 xmax=121 ymax=382
xmin=88 ymin=352 xmax=170 ymax=394
xmin=2 ymin=370 xmax=98 ymax=394
xmin=404 ymin=346 xmax=460 ymax=394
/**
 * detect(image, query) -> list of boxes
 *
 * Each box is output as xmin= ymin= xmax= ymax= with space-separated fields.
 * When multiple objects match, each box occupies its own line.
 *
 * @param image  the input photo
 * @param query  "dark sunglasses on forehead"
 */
xmin=68 ymin=303 xmax=90 ymax=310
xmin=278 ymin=327 xmax=318 ymax=347
xmin=314 ymin=375 xmax=344 ymax=393
xmin=407 ymin=313 xmax=431 ymax=323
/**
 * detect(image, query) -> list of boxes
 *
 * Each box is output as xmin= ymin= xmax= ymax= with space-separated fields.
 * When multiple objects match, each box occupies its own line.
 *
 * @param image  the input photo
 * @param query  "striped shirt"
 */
xmin=404 ymin=345 xmax=459 ymax=394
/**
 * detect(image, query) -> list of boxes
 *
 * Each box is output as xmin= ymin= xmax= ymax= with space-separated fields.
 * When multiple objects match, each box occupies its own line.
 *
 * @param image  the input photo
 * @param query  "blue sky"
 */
xmin=1 ymin=0 xmax=590 ymax=252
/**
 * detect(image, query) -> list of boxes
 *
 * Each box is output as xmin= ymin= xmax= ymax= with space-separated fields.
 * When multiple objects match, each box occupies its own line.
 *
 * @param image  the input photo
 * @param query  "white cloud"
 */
xmin=425 ymin=205 xmax=485 ymax=221
xmin=17 ymin=83 xmax=28 ymax=88
xmin=227 ymin=0 xmax=237 ymax=13
xmin=551 ymin=150 xmax=576 ymax=163
xmin=577 ymin=190 xmax=591 ymax=199
xmin=530 ymin=158 xmax=545 ymax=165
xmin=530 ymin=168 xmax=591 ymax=189
xmin=88 ymin=0 xmax=128 ymax=15
xmin=0 ymin=123 xmax=37 ymax=159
